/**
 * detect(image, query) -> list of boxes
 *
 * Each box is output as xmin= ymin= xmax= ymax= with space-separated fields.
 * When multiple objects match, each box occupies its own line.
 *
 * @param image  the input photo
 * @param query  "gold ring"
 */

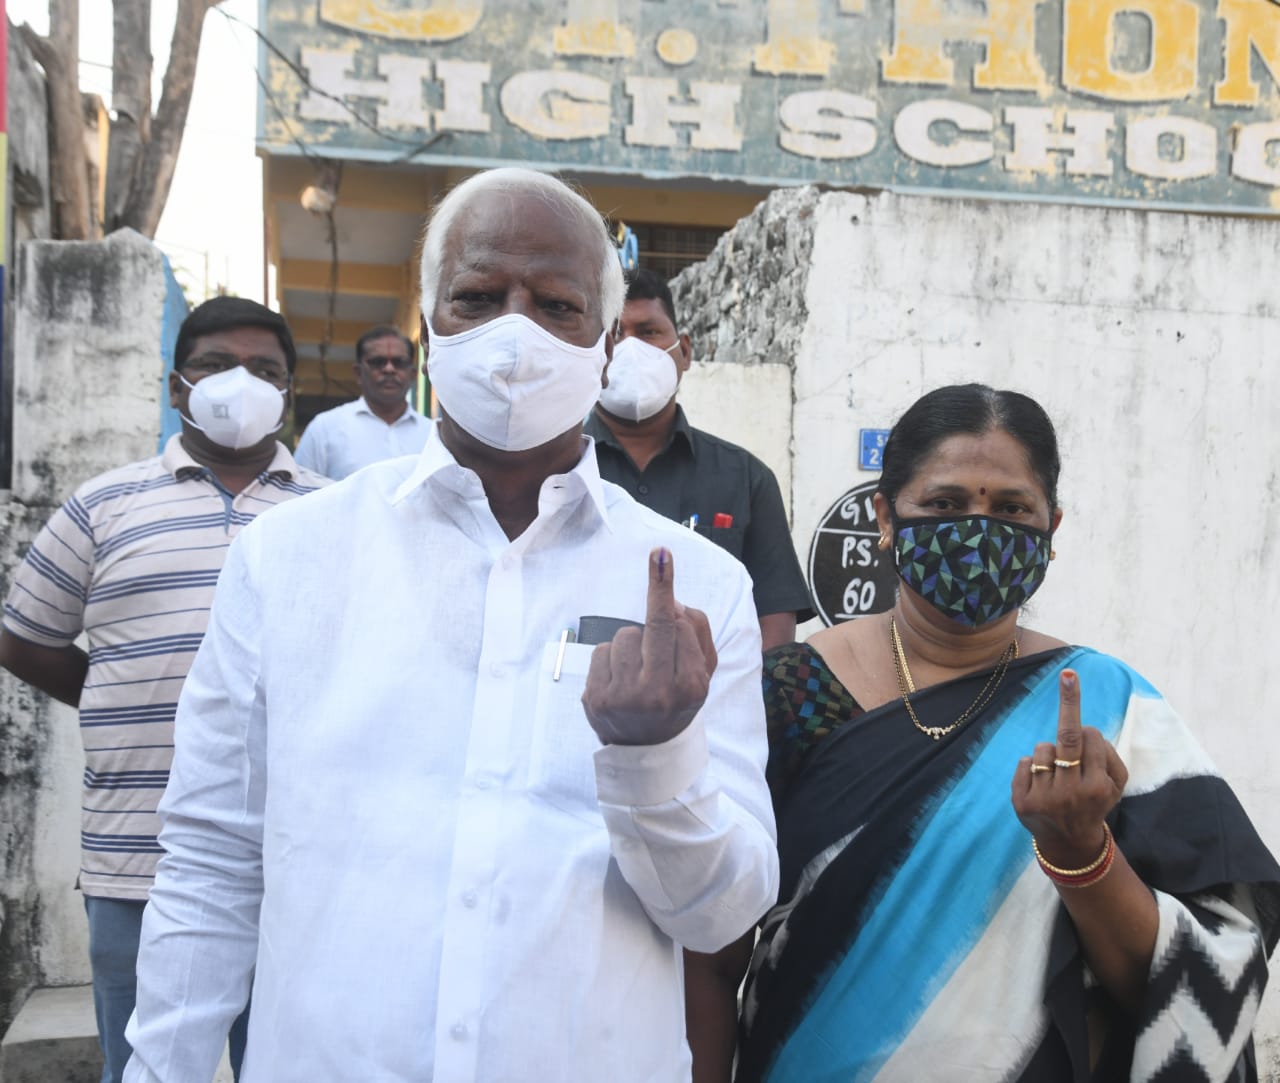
xmin=1053 ymin=759 xmax=1082 ymax=769
xmin=1030 ymin=763 xmax=1054 ymax=774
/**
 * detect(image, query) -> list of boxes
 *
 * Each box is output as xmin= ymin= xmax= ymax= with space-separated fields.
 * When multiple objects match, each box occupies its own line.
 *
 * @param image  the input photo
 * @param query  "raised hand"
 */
xmin=1011 ymin=669 xmax=1129 ymax=870
xmin=581 ymin=547 xmax=719 ymax=746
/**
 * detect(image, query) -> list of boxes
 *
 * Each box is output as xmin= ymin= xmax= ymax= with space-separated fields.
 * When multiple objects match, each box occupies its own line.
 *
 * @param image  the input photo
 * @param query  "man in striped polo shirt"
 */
xmin=0 ymin=296 xmax=328 ymax=1083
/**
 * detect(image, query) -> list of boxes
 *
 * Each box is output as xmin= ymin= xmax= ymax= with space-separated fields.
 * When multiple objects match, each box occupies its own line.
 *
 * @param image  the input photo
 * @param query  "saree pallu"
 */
xmin=737 ymin=644 xmax=1280 ymax=1083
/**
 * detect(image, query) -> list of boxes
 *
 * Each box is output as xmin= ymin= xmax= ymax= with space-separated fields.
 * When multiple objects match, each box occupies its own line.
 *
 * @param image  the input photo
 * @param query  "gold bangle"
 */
xmin=1032 ymin=823 xmax=1113 ymax=878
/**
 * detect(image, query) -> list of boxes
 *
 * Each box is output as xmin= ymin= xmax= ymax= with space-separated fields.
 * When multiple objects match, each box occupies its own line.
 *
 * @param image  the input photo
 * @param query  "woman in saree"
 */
xmin=724 ymin=384 xmax=1280 ymax=1082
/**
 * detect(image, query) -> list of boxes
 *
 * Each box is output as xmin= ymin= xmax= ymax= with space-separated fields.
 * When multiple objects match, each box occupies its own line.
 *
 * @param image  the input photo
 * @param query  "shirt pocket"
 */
xmin=696 ymin=520 xmax=746 ymax=559
xmin=527 ymin=640 xmax=603 ymax=823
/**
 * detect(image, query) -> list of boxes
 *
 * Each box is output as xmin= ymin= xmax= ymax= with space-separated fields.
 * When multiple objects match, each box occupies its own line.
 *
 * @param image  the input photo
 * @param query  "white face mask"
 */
xmin=598 ymin=336 xmax=681 ymax=422
xmin=427 ymin=313 xmax=607 ymax=452
xmin=179 ymin=367 xmax=287 ymax=450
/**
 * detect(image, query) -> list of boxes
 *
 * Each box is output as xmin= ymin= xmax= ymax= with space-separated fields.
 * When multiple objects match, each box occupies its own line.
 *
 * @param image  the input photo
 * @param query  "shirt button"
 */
xmin=603 ymin=766 xmax=618 ymax=779
xmin=490 ymin=662 xmax=505 ymax=678
xmin=450 ymin=1023 xmax=468 ymax=1041
xmin=474 ymin=774 xmax=493 ymax=790
xmin=462 ymin=890 xmax=478 ymax=909
xmin=501 ymin=554 xmax=516 ymax=571
xmin=637 ymin=484 xmax=649 ymax=495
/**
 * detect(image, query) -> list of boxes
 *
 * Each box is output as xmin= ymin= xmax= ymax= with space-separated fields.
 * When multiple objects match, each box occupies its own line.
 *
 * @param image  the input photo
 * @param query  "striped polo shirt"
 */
xmin=3 ymin=434 xmax=328 ymax=900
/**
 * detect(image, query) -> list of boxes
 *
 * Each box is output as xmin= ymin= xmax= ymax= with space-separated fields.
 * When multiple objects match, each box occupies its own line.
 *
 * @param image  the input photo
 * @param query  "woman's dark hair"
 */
xmin=878 ymin=384 xmax=1061 ymax=511
xmin=174 ymin=296 xmax=297 ymax=374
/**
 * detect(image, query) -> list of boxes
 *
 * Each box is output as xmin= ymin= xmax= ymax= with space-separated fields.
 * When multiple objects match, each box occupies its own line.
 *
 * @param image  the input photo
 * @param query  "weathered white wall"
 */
xmin=791 ymin=189 xmax=1279 ymax=834
xmin=1 ymin=232 xmax=172 ymax=1032
xmin=678 ymin=361 xmax=794 ymax=508
xmin=676 ymin=186 xmax=1280 ymax=1072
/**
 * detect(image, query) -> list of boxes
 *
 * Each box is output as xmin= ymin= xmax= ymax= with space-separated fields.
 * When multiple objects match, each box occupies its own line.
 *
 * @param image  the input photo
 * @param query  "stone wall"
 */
xmin=1 ymin=232 xmax=173 ymax=1035
xmin=671 ymin=186 xmax=1280 ymax=1071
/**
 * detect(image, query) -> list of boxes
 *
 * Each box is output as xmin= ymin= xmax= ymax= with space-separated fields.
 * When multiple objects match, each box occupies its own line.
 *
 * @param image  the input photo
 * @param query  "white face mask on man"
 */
xmin=179 ymin=366 xmax=287 ymax=450
xmin=597 ymin=336 xmax=681 ymax=422
xmin=426 ymin=313 xmax=607 ymax=452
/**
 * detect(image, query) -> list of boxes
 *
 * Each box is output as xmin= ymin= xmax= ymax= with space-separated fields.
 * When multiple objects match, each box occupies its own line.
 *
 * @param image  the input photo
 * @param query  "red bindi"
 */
xmin=979 ymin=487 xmax=987 ymax=495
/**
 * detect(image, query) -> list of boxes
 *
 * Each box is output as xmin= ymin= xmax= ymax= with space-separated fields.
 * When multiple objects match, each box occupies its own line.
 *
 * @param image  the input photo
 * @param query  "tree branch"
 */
xmin=104 ymin=0 xmax=154 ymax=231
xmin=117 ymin=0 xmax=222 ymax=237
xmin=23 ymin=0 xmax=92 ymax=239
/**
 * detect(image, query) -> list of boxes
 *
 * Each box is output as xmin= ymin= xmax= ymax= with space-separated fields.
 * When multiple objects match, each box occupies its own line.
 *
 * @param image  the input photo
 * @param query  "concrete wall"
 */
xmin=4 ymin=18 xmax=55 ymax=491
xmin=1 ymin=232 xmax=173 ymax=1035
xmin=674 ymin=186 xmax=1280 ymax=1072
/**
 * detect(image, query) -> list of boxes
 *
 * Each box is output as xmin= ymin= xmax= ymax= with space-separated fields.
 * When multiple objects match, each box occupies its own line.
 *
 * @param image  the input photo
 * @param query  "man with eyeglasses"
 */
xmin=294 ymin=324 xmax=431 ymax=480
xmin=0 ymin=296 xmax=328 ymax=1083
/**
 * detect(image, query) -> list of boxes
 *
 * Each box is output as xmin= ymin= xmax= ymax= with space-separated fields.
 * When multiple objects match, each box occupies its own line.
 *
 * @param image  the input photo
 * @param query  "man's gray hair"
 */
xmin=419 ymin=168 xmax=625 ymax=332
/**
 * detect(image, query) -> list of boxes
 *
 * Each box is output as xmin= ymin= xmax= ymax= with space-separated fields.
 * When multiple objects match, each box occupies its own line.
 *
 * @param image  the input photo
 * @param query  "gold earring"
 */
xmin=1049 ymin=549 xmax=1057 ymax=561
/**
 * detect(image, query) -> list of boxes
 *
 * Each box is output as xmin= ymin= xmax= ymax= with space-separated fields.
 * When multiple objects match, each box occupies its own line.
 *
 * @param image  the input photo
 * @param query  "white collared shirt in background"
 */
xmin=125 ymin=422 xmax=778 ymax=1083
xmin=293 ymin=395 xmax=432 ymax=480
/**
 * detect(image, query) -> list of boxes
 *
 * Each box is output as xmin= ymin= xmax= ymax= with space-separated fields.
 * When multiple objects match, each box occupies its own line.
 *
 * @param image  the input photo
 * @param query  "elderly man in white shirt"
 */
xmin=124 ymin=167 xmax=779 ymax=1083
xmin=293 ymin=324 xmax=432 ymax=480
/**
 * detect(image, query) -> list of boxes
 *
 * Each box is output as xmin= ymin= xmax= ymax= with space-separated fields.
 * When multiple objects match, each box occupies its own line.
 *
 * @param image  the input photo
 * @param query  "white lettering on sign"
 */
xmin=1126 ymin=115 xmax=1216 ymax=180
xmin=895 ymin=99 xmax=994 ymax=167
xmin=290 ymin=33 xmax=1280 ymax=198
xmin=838 ymin=491 xmax=875 ymax=525
xmin=624 ymin=78 xmax=743 ymax=150
xmin=299 ymin=48 xmax=429 ymax=127
xmin=435 ymin=60 xmax=492 ymax=132
xmin=842 ymin=577 xmax=878 ymax=614
xmin=1004 ymin=107 xmax=1115 ymax=176
xmin=779 ymin=91 xmax=877 ymax=160
xmin=501 ymin=71 xmax=611 ymax=140
xmin=1232 ymin=120 xmax=1280 ymax=186
xmin=841 ymin=535 xmax=875 ymax=569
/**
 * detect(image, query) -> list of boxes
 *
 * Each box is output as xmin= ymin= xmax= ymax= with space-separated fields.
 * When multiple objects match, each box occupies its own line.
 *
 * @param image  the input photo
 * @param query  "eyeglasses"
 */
xmin=184 ymin=352 xmax=290 ymax=384
xmin=361 ymin=353 xmax=414 ymax=371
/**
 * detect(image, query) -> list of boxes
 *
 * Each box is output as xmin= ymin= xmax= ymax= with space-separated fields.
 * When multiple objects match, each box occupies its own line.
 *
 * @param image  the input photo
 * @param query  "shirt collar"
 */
xmin=393 ymin=421 xmax=612 ymax=528
xmin=586 ymin=405 xmax=696 ymax=461
xmin=356 ymin=396 xmax=422 ymax=426
xmin=161 ymin=432 xmax=300 ymax=481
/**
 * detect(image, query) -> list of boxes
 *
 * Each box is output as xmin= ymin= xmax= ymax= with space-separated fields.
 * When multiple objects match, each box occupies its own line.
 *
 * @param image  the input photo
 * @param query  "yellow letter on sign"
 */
xmin=1062 ymin=0 xmax=1199 ymax=101
xmin=319 ymin=0 xmax=483 ymax=42
xmin=882 ymin=0 xmax=1048 ymax=92
xmin=1215 ymin=0 xmax=1280 ymax=107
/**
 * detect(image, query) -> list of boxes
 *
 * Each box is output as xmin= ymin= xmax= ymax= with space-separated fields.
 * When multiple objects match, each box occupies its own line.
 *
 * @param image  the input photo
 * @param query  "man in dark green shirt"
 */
xmin=586 ymin=269 xmax=813 ymax=651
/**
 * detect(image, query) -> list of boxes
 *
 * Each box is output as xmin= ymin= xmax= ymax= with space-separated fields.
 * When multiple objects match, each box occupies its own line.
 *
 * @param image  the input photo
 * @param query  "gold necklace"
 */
xmin=889 ymin=616 xmax=1019 ymax=741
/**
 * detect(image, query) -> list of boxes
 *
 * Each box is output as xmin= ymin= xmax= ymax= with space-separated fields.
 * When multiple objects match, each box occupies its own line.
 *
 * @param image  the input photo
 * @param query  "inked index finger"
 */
xmin=642 ymin=547 xmax=678 ymax=670
xmin=1056 ymin=669 xmax=1084 ymax=759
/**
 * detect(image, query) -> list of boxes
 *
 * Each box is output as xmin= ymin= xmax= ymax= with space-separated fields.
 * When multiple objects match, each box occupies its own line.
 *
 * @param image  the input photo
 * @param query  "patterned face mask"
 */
xmin=892 ymin=514 xmax=1052 ymax=627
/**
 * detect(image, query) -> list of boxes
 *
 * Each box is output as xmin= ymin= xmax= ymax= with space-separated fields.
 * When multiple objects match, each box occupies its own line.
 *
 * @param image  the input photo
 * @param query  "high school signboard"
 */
xmin=258 ymin=0 xmax=1280 ymax=213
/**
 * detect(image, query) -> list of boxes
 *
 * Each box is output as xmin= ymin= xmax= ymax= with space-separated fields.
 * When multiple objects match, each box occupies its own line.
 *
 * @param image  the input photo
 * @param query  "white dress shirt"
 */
xmin=293 ymin=396 xmax=432 ymax=480
xmin=125 ymin=422 xmax=778 ymax=1083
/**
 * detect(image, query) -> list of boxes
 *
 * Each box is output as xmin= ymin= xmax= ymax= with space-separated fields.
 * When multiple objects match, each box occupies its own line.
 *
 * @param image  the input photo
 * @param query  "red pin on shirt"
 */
xmin=712 ymin=513 xmax=734 ymax=529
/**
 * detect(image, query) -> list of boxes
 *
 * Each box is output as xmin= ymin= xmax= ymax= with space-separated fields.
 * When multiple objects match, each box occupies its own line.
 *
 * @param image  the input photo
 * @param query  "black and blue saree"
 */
xmin=737 ymin=643 xmax=1280 ymax=1083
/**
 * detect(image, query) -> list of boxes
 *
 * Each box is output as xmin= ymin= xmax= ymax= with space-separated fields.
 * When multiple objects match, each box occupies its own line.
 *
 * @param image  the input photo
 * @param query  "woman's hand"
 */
xmin=1010 ymin=668 xmax=1157 ymax=1015
xmin=1011 ymin=669 xmax=1128 ymax=870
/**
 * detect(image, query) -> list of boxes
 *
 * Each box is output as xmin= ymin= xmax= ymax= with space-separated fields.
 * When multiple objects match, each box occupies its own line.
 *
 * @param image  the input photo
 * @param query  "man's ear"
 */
xmin=168 ymin=368 xmax=183 ymax=408
xmin=601 ymin=328 xmax=615 ymax=388
xmin=420 ymin=314 xmax=430 ymax=361
xmin=675 ymin=332 xmax=692 ymax=376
